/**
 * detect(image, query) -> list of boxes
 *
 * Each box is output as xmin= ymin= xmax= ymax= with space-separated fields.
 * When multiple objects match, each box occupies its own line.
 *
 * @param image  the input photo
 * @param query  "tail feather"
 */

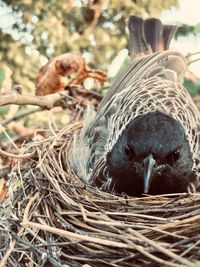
xmin=128 ymin=16 xmax=148 ymax=59
xmin=143 ymin=18 xmax=164 ymax=53
xmin=98 ymin=17 xmax=185 ymax=111
xmin=128 ymin=16 xmax=177 ymax=59
xmin=162 ymin=24 xmax=177 ymax=50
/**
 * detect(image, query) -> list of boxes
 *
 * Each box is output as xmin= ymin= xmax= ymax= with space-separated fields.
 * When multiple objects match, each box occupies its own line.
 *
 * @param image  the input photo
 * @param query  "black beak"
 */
xmin=143 ymin=154 xmax=155 ymax=193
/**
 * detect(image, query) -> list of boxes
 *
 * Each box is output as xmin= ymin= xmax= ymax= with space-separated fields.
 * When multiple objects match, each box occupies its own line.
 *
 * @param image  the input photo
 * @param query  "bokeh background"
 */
xmin=0 ymin=0 xmax=200 ymax=137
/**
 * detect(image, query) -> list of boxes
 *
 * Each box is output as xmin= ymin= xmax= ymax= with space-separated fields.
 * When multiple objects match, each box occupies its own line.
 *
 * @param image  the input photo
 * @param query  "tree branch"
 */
xmin=0 ymin=90 xmax=80 ymax=110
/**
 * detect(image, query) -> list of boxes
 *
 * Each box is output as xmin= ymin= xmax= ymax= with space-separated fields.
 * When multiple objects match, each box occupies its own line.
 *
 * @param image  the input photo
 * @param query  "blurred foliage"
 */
xmin=184 ymin=78 xmax=200 ymax=97
xmin=0 ymin=0 xmax=178 ymax=94
xmin=175 ymin=22 xmax=200 ymax=38
xmin=175 ymin=22 xmax=200 ymax=95
xmin=0 ymin=27 xmax=40 ymax=94
xmin=0 ymin=68 xmax=5 ymax=85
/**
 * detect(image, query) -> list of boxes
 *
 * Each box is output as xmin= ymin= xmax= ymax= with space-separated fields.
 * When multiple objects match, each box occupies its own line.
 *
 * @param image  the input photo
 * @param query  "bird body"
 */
xmin=70 ymin=17 xmax=200 ymax=196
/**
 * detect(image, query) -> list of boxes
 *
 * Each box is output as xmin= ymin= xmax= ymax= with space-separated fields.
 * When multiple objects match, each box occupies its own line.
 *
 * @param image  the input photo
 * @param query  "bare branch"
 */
xmin=1 ymin=107 xmax=42 ymax=126
xmin=0 ymin=90 xmax=79 ymax=109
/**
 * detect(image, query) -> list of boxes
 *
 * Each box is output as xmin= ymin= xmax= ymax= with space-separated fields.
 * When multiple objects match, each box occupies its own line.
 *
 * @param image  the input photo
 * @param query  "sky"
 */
xmin=161 ymin=0 xmax=200 ymax=25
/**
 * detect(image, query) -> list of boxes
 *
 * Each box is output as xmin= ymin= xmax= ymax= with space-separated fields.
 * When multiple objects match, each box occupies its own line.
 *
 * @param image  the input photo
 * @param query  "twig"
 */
xmin=0 ymin=240 xmax=16 ymax=267
xmin=21 ymin=221 xmax=132 ymax=249
xmin=22 ymin=192 xmax=40 ymax=226
xmin=10 ymin=234 xmax=64 ymax=267
xmin=2 ymin=120 xmax=200 ymax=266
xmin=1 ymin=107 xmax=42 ymax=126
xmin=128 ymin=228 xmax=194 ymax=267
xmin=188 ymin=58 xmax=200 ymax=65
xmin=180 ymin=240 xmax=200 ymax=257
xmin=0 ymin=90 xmax=79 ymax=109
xmin=0 ymin=148 xmax=35 ymax=159
xmin=0 ymin=125 xmax=19 ymax=150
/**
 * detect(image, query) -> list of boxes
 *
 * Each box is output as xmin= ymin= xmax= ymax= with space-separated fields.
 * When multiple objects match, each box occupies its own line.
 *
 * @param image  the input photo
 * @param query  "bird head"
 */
xmin=106 ymin=111 xmax=193 ymax=196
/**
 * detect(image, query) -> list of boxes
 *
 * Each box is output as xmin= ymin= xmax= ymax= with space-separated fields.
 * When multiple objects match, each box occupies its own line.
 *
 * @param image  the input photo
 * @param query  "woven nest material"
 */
xmin=1 ymin=121 xmax=200 ymax=267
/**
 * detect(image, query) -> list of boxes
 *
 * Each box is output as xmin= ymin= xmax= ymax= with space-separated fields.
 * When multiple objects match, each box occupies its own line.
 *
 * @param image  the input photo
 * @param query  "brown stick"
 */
xmin=0 ymin=90 xmax=78 ymax=109
xmin=0 ymin=241 xmax=16 ymax=267
xmin=128 ymin=228 xmax=194 ymax=267
xmin=1 ymin=107 xmax=42 ymax=126
xmin=0 ymin=148 xmax=35 ymax=159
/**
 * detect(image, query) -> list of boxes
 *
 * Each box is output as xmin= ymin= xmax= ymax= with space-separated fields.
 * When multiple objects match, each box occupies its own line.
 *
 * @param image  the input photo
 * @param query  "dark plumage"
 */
xmin=70 ymin=16 xmax=200 ymax=196
xmin=105 ymin=112 xmax=193 ymax=196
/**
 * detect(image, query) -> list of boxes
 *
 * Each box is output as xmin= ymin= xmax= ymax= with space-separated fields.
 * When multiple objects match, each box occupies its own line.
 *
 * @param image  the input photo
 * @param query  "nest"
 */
xmin=1 ymin=121 xmax=200 ymax=267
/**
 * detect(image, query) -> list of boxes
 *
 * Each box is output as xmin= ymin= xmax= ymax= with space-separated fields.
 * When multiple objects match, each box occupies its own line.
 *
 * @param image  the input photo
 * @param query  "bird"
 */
xmin=69 ymin=16 xmax=200 ymax=197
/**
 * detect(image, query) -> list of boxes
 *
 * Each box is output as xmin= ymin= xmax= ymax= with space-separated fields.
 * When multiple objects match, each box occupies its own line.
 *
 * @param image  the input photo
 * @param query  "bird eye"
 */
xmin=166 ymin=148 xmax=180 ymax=164
xmin=124 ymin=145 xmax=135 ymax=161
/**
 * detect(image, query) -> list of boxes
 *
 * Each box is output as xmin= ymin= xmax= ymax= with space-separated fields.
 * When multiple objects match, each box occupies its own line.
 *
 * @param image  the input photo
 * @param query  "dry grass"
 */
xmin=0 ymin=121 xmax=200 ymax=267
